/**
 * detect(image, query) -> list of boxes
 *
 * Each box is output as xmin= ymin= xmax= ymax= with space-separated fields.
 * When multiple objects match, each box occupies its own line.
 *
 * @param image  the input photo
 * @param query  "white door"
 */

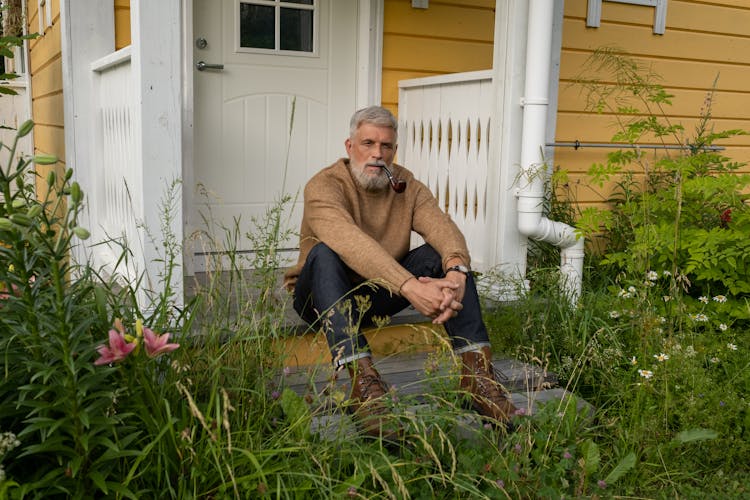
xmin=192 ymin=0 xmax=359 ymax=271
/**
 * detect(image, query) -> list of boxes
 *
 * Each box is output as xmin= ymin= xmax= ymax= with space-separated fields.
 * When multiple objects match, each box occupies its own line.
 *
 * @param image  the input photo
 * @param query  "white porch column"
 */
xmin=130 ymin=0 xmax=184 ymax=309
xmin=485 ymin=0 xmax=529 ymax=285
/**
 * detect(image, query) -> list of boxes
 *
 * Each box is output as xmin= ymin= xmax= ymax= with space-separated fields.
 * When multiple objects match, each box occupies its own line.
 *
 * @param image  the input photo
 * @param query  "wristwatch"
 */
xmin=445 ymin=264 xmax=470 ymax=276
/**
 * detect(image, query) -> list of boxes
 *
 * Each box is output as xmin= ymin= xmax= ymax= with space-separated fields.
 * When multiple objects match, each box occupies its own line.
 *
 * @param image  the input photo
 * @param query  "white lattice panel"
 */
xmin=93 ymin=55 xmax=144 ymax=283
xmin=398 ymin=71 xmax=493 ymax=268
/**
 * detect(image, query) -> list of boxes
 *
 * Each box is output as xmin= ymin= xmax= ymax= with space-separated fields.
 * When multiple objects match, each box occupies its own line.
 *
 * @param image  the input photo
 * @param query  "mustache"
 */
xmin=366 ymin=161 xmax=406 ymax=193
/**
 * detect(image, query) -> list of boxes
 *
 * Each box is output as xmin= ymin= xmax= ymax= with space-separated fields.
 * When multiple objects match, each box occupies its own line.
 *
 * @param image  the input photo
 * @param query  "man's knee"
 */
xmin=306 ymin=242 xmax=344 ymax=270
xmin=405 ymin=244 xmax=443 ymax=277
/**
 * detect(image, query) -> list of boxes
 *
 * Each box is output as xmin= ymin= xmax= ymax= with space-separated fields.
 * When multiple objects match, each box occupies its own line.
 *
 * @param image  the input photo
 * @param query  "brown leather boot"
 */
xmin=347 ymin=356 xmax=400 ymax=439
xmin=460 ymin=346 xmax=517 ymax=426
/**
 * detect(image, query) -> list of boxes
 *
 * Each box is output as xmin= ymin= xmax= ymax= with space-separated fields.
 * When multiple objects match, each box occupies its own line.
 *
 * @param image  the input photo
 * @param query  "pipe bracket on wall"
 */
xmin=520 ymin=97 xmax=548 ymax=107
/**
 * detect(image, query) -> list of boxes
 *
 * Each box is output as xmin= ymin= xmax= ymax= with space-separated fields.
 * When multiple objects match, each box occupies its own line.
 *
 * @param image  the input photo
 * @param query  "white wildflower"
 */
xmin=646 ymin=271 xmax=658 ymax=281
xmin=609 ymin=310 xmax=620 ymax=319
xmin=654 ymin=353 xmax=670 ymax=362
xmin=0 ymin=432 xmax=20 ymax=455
xmin=699 ymin=296 xmax=709 ymax=304
xmin=713 ymin=295 xmax=727 ymax=303
xmin=638 ymin=369 xmax=654 ymax=379
xmin=727 ymin=343 xmax=738 ymax=351
xmin=719 ymin=323 xmax=728 ymax=332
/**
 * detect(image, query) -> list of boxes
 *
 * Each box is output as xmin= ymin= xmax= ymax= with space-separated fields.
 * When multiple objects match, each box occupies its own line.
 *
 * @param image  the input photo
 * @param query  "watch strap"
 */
xmin=446 ymin=264 xmax=470 ymax=276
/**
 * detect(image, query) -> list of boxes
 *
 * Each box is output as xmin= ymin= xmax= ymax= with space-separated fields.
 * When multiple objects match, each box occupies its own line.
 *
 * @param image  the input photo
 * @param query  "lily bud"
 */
xmin=17 ymin=119 xmax=34 ymax=138
xmin=26 ymin=205 xmax=42 ymax=219
xmin=72 ymin=226 xmax=90 ymax=240
xmin=70 ymin=182 xmax=82 ymax=204
xmin=10 ymin=213 xmax=31 ymax=227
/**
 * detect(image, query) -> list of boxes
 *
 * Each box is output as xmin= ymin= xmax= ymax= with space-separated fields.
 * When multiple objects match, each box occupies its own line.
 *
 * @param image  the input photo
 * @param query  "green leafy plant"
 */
xmin=486 ymin=48 xmax=750 ymax=497
xmin=573 ymin=48 xmax=749 ymax=322
xmin=0 ymin=121 xmax=145 ymax=497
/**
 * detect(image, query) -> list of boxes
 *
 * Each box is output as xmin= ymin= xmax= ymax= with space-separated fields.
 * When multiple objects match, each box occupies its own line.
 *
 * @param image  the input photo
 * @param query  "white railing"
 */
xmin=398 ymin=70 xmax=494 ymax=270
xmin=90 ymin=47 xmax=144 ymax=285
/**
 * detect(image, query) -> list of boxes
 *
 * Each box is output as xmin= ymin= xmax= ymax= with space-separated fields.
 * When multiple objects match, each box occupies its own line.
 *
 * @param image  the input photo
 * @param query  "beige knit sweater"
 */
xmin=283 ymin=158 xmax=471 ymax=294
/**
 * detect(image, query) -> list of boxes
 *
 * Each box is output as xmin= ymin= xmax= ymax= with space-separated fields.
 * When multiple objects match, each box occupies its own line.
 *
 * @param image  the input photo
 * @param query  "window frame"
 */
xmin=38 ymin=0 xmax=53 ymax=33
xmin=587 ymin=0 xmax=668 ymax=35
xmin=235 ymin=0 xmax=319 ymax=57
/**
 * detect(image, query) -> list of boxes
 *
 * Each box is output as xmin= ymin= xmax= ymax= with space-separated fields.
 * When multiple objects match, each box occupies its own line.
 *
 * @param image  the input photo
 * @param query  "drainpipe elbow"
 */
xmin=517 ymin=194 xmax=544 ymax=238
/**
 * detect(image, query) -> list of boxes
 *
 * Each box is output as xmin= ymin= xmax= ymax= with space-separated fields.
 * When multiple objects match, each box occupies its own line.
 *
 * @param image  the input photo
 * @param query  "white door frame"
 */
xmin=180 ymin=0 xmax=384 ymax=276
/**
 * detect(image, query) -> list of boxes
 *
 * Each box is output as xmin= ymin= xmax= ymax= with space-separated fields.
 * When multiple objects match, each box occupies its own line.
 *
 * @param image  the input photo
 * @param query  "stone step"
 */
xmin=278 ymin=351 xmax=591 ymax=441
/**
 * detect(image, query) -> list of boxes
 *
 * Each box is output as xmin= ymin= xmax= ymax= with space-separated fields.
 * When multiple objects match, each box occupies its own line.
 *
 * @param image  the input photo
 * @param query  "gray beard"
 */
xmin=351 ymin=166 xmax=390 ymax=192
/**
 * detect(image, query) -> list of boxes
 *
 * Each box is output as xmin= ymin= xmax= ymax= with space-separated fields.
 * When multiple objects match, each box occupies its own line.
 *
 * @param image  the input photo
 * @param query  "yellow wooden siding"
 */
xmin=115 ymin=0 xmax=131 ymax=49
xmin=381 ymin=0 xmax=495 ymax=115
xmin=25 ymin=0 xmax=65 ymax=199
xmin=556 ymin=0 xmax=750 ymax=210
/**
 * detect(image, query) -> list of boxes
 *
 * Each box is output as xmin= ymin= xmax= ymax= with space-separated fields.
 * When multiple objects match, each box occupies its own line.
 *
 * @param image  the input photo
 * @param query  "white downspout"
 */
xmin=517 ymin=0 xmax=584 ymax=304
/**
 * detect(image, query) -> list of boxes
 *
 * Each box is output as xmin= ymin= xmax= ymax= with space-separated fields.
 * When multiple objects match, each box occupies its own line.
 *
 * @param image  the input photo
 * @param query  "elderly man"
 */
xmin=284 ymin=106 xmax=516 ymax=436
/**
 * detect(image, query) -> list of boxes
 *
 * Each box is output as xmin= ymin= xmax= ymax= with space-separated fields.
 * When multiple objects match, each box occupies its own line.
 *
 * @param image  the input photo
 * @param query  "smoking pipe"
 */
xmin=379 ymin=164 xmax=407 ymax=193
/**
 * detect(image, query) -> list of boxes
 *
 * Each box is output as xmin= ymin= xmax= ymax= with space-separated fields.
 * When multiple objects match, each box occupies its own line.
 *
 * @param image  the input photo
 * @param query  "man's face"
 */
xmin=345 ymin=123 xmax=397 ymax=191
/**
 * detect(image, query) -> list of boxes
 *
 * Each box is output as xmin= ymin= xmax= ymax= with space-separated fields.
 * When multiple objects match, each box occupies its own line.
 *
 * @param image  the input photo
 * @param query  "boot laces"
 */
xmin=358 ymin=372 xmax=387 ymax=400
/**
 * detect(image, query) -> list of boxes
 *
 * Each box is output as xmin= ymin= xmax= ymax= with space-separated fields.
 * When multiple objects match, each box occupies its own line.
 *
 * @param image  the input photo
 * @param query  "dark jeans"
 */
xmin=293 ymin=243 xmax=490 ymax=365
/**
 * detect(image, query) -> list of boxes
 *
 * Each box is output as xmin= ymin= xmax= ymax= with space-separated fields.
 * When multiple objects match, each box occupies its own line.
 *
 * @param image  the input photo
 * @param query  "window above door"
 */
xmin=237 ymin=0 xmax=318 ymax=56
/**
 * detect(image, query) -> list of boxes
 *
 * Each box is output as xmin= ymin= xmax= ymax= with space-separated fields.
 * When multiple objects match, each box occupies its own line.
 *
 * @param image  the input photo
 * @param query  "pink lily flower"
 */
xmin=143 ymin=327 xmax=180 ymax=358
xmin=0 ymin=283 xmax=20 ymax=300
xmin=94 ymin=329 xmax=137 ymax=365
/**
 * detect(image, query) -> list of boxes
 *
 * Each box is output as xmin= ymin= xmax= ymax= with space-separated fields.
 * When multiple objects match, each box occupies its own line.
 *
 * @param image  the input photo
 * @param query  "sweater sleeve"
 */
xmin=411 ymin=180 xmax=471 ymax=269
xmin=303 ymin=178 xmax=415 ymax=293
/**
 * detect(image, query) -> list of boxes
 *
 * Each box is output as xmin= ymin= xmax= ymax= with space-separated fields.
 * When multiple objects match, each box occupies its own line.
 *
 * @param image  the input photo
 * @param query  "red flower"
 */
xmin=94 ymin=329 xmax=137 ymax=365
xmin=720 ymin=208 xmax=732 ymax=228
xmin=143 ymin=328 xmax=180 ymax=358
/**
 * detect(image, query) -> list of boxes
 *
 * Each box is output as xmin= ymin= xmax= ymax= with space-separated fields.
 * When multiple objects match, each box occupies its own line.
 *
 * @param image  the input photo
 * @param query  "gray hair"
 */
xmin=349 ymin=106 xmax=398 ymax=141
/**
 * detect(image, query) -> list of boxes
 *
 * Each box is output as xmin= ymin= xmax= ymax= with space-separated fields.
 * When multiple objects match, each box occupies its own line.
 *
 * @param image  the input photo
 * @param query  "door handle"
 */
xmin=196 ymin=61 xmax=224 ymax=71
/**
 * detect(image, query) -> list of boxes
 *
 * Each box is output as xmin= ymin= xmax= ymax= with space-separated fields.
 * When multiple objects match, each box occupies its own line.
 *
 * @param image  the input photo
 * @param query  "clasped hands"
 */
xmin=400 ymin=271 xmax=467 ymax=325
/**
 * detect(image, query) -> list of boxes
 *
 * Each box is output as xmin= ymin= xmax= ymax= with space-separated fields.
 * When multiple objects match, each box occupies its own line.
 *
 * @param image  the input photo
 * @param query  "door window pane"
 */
xmin=240 ymin=4 xmax=274 ymax=49
xmin=239 ymin=1 xmax=315 ymax=54
xmin=280 ymin=8 xmax=313 ymax=52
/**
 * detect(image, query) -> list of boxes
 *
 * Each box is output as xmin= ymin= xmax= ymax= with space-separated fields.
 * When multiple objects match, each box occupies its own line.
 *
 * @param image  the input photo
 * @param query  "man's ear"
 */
xmin=344 ymin=137 xmax=352 ymax=155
